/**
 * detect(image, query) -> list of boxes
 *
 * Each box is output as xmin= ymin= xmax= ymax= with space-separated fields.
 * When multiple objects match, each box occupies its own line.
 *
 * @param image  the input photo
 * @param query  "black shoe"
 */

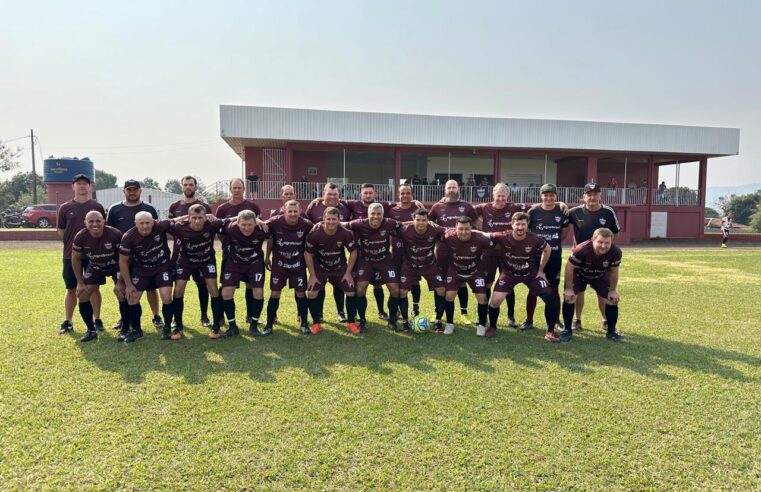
xmin=401 ymin=320 xmax=411 ymax=332
xmin=124 ymin=330 xmax=144 ymax=343
xmin=80 ymin=330 xmax=97 ymax=342
xmin=112 ymin=319 xmax=122 ymax=330
xmin=261 ymin=325 xmax=273 ymax=336
xmin=387 ymin=321 xmax=398 ymax=331
xmin=93 ymin=319 xmax=105 ymax=332
xmin=434 ymin=320 xmax=444 ymax=333
xmin=359 ymin=320 xmax=368 ymax=333
xmin=412 ymin=304 xmax=420 ymax=317
xmin=221 ymin=322 xmax=240 ymax=338
xmin=249 ymin=321 xmax=262 ymax=337
xmin=559 ymin=329 xmax=573 ymax=343
xmin=300 ymin=324 xmax=310 ymax=335
xmin=606 ymin=331 xmax=625 ymax=343
xmin=152 ymin=315 xmax=164 ymax=329
xmin=337 ymin=311 xmax=347 ymax=323
xmin=378 ymin=311 xmax=389 ymax=321
xmin=58 ymin=320 xmax=73 ymax=335
xmin=117 ymin=328 xmax=130 ymax=342
xmin=200 ymin=316 xmax=212 ymax=328
xmin=160 ymin=327 xmax=172 ymax=340
xmin=519 ymin=320 xmax=533 ymax=331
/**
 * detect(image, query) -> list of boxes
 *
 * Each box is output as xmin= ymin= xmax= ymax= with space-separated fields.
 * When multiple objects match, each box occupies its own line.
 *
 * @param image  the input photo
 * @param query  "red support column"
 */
xmin=698 ymin=156 xmax=708 ymax=238
xmin=585 ymin=155 xmax=598 ymax=184
xmin=493 ymin=150 xmax=502 ymax=184
xmin=394 ymin=149 xmax=402 ymax=200
xmin=285 ymin=144 xmax=294 ymax=184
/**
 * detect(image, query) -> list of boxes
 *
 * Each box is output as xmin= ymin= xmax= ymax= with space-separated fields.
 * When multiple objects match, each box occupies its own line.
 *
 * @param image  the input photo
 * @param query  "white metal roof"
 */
xmin=220 ymin=105 xmax=740 ymax=157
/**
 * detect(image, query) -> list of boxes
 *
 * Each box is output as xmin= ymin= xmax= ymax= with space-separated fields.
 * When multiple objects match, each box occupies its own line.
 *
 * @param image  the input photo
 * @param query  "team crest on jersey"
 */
xmin=104 ymin=242 xmax=112 ymax=249
xmin=297 ymin=231 xmax=304 ymax=238
xmin=400 ymin=276 xmax=407 ymax=283
xmin=470 ymin=246 xmax=477 ymax=252
xmin=446 ymin=276 xmax=452 ymax=283
xmin=555 ymin=216 xmax=561 ymax=223
xmin=599 ymin=218 xmax=607 ymax=225
xmin=154 ymin=235 xmax=160 ymax=241
xmin=458 ymin=206 xmax=465 ymax=213
xmin=602 ymin=261 xmax=609 ymax=267
xmin=132 ymin=277 xmax=139 ymax=284
xmin=380 ymin=230 xmax=386 ymax=237
xmin=358 ymin=269 xmax=365 ymax=276
xmin=525 ymin=246 xmax=533 ymax=253
xmin=337 ymin=242 xmax=342 ymax=247
xmin=84 ymin=271 xmax=91 ymax=278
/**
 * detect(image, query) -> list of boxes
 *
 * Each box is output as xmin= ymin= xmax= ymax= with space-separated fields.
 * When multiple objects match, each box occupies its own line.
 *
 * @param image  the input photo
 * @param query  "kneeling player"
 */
xmin=560 ymin=228 xmax=623 ymax=342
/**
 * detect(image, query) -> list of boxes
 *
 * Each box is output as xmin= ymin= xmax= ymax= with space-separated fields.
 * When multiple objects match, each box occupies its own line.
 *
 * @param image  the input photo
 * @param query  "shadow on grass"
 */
xmin=73 ymin=319 xmax=761 ymax=385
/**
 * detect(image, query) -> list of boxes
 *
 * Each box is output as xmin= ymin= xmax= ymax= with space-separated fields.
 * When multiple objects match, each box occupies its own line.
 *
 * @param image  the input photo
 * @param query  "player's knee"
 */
xmin=252 ymin=288 xmax=264 ymax=299
xmin=270 ymin=290 xmax=282 ymax=299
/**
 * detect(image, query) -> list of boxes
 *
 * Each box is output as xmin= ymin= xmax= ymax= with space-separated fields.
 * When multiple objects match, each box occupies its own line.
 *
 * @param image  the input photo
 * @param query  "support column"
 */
xmin=493 ymin=150 xmax=502 ymax=185
xmin=285 ymin=144 xmax=294 ymax=184
xmin=585 ymin=155 xmax=598 ymax=184
xmin=645 ymin=155 xmax=654 ymax=239
xmin=698 ymin=157 xmax=708 ymax=238
xmin=394 ymin=148 xmax=402 ymax=200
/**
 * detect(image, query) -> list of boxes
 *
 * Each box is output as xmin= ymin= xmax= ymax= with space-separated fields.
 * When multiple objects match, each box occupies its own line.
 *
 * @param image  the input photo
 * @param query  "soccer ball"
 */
xmin=412 ymin=316 xmax=430 ymax=334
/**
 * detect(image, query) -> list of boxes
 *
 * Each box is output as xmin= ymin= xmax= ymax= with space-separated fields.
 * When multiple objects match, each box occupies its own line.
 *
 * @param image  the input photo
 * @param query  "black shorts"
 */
xmin=62 ymin=258 xmax=89 ymax=290
xmin=534 ymin=251 xmax=562 ymax=286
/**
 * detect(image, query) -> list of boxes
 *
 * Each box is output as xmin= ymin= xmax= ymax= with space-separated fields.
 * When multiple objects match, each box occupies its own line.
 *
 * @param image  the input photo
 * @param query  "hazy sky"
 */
xmin=2 ymin=0 xmax=759 ymax=190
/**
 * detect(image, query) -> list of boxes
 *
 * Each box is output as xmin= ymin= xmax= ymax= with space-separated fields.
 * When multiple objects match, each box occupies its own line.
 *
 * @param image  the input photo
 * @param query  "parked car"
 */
xmin=21 ymin=204 xmax=58 ymax=228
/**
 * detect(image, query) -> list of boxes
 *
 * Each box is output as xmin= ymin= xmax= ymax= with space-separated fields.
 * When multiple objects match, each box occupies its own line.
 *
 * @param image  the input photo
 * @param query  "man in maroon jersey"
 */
xmin=486 ymin=212 xmax=556 ymax=340
xmin=167 ymin=176 xmax=214 ymax=328
xmin=305 ymin=182 xmax=352 ymax=323
xmin=304 ymin=207 xmax=359 ymax=335
xmin=263 ymin=200 xmax=313 ymax=335
xmin=57 ymin=174 xmax=106 ymax=335
xmin=386 ymin=184 xmax=423 ymax=317
xmin=118 ymin=211 xmax=176 ymax=343
xmin=218 ymin=209 xmax=270 ymax=338
xmin=344 ymin=203 xmax=403 ymax=330
xmin=429 ymin=179 xmax=479 ymax=325
xmin=560 ymin=228 xmax=624 ymax=343
xmin=475 ymin=182 xmax=527 ymax=328
xmin=397 ymin=209 xmax=447 ymax=327
xmin=71 ymin=211 xmax=124 ymax=342
xmin=440 ymin=216 xmax=492 ymax=335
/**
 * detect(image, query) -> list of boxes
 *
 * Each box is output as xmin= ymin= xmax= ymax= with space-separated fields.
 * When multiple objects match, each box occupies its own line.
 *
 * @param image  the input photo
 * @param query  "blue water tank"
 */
xmin=43 ymin=157 xmax=95 ymax=184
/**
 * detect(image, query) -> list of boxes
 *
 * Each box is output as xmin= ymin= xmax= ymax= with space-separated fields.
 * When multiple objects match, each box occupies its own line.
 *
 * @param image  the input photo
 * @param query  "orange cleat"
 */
xmin=310 ymin=323 xmax=321 ymax=335
xmin=209 ymin=331 xmax=220 ymax=340
xmin=346 ymin=322 xmax=360 ymax=335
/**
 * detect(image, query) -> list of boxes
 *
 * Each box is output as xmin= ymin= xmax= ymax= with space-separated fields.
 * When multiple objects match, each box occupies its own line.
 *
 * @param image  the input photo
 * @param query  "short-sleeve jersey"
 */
xmin=346 ymin=218 xmax=400 ymax=263
xmin=57 ymin=199 xmax=106 ymax=259
xmin=721 ymin=217 xmax=732 ymax=230
xmin=397 ymin=223 xmax=446 ymax=268
xmin=528 ymin=205 xmax=569 ymax=252
xmin=345 ymin=199 xmax=394 ymax=220
xmin=305 ymin=199 xmax=351 ymax=223
xmin=167 ymin=199 xmax=213 ymax=219
xmin=491 ymin=231 xmax=548 ymax=277
xmin=441 ymin=230 xmax=492 ymax=277
xmin=215 ymin=199 xmax=261 ymax=219
xmin=305 ymin=225 xmax=357 ymax=271
xmin=569 ymin=240 xmax=623 ymax=280
xmin=170 ymin=219 xmax=225 ymax=266
xmin=475 ymin=203 xmax=527 ymax=232
xmin=429 ymin=200 xmax=478 ymax=227
xmin=385 ymin=203 xmax=417 ymax=223
xmin=119 ymin=220 xmax=173 ymax=273
xmin=106 ymin=202 xmax=158 ymax=234
xmin=72 ymin=225 xmax=123 ymax=272
xmin=221 ymin=221 xmax=269 ymax=265
xmin=568 ymin=205 xmax=621 ymax=244
xmin=265 ymin=215 xmax=313 ymax=268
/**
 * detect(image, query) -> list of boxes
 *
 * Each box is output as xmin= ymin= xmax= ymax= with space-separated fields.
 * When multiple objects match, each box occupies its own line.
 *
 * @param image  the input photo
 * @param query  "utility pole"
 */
xmin=30 ymin=129 xmax=37 ymax=204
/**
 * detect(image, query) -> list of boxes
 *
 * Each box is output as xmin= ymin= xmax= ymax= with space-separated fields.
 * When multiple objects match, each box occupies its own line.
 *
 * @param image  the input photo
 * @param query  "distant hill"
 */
xmin=705 ymin=183 xmax=761 ymax=207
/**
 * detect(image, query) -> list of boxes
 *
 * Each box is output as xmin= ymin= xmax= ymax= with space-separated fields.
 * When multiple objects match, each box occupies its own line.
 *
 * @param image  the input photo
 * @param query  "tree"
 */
xmin=1 ymin=141 xmax=22 ymax=172
xmin=141 ymin=177 xmax=160 ymax=190
xmin=750 ymin=208 xmax=761 ymax=233
xmin=704 ymin=207 xmax=720 ymax=219
xmin=94 ymin=169 xmax=118 ymax=190
xmin=164 ymin=179 xmax=182 ymax=194
xmin=718 ymin=192 xmax=760 ymax=225
xmin=0 ymin=172 xmax=46 ymax=211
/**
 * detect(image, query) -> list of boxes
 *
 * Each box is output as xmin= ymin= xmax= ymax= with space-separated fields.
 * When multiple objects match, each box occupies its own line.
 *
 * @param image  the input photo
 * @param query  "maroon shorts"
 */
xmin=130 ymin=265 xmax=174 ymax=292
xmin=221 ymin=260 xmax=265 ymax=288
xmin=83 ymin=266 xmax=119 ymax=286
xmin=391 ymin=241 xmax=405 ymax=271
xmin=269 ymin=265 xmax=307 ymax=293
xmin=400 ymin=262 xmax=443 ymax=290
xmin=355 ymin=257 xmax=398 ymax=286
xmin=481 ymin=254 xmax=502 ymax=285
xmin=444 ymin=268 xmax=487 ymax=294
xmin=175 ymin=262 xmax=217 ymax=282
xmin=435 ymin=243 xmax=450 ymax=276
xmin=493 ymin=272 xmax=552 ymax=296
xmin=310 ymin=265 xmax=355 ymax=293
xmin=572 ymin=272 xmax=611 ymax=299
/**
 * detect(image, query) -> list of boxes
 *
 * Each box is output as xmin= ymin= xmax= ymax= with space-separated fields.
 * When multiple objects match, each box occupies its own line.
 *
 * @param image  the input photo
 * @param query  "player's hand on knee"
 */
xmin=75 ymin=282 xmax=87 ymax=298
xmin=563 ymin=289 xmax=576 ymax=303
xmin=307 ymin=277 xmax=320 ymax=290
xmin=608 ymin=291 xmax=620 ymax=304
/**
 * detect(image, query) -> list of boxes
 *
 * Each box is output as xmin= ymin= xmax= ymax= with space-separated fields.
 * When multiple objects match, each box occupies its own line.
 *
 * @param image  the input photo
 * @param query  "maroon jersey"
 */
xmin=72 ymin=225 xmax=122 ymax=272
xmin=492 ymin=231 xmax=548 ymax=277
xmin=57 ymin=199 xmax=106 ymax=259
xmin=345 ymin=199 xmax=394 ymax=220
xmin=385 ymin=203 xmax=417 ymax=222
xmin=346 ymin=218 xmax=399 ymax=263
xmin=221 ymin=221 xmax=269 ymax=265
xmin=215 ymin=199 xmax=261 ymax=219
xmin=397 ymin=223 xmax=446 ymax=268
xmin=305 ymin=199 xmax=351 ymax=223
xmin=119 ymin=220 xmax=173 ymax=273
xmin=429 ymin=200 xmax=478 ymax=227
xmin=167 ymin=199 xmax=213 ymax=219
xmin=528 ymin=205 xmax=569 ymax=252
xmin=442 ymin=230 xmax=492 ymax=276
xmin=305 ymin=225 xmax=357 ymax=271
xmin=170 ymin=219 xmax=225 ymax=266
xmin=476 ymin=202 xmax=527 ymax=232
xmin=265 ymin=215 xmax=313 ymax=268
xmin=270 ymin=204 xmax=308 ymax=219
xmin=569 ymin=240 xmax=622 ymax=280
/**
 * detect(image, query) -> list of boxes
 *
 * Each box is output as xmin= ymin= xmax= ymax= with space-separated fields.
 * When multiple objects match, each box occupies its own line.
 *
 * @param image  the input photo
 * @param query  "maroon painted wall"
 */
xmin=47 ymin=183 xmax=74 ymax=205
xmin=293 ymin=151 xmax=327 ymax=182
xmin=244 ymin=147 xmax=264 ymax=178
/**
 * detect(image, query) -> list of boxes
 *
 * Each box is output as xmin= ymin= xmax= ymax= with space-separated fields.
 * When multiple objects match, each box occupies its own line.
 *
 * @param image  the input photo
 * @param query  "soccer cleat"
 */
xmin=200 ymin=316 xmax=212 ymax=328
xmin=124 ymin=330 xmax=144 ymax=343
xmin=160 ymin=327 xmax=172 ymax=340
xmin=300 ymin=324 xmax=311 ymax=335
xmin=58 ymin=320 xmax=73 ymax=335
xmin=170 ymin=321 xmax=177 ymax=329
xmin=112 ymin=319 xmax=122 ymax=330
xmin=507 ymin=317 xmax=518 ymax=328
xmin=519 ymin=320 xmax=534 ymax=331
xmin=80 ymin=330 xmax=97 ymax=342
xmin=721 ymin=243 xmax=727 ymax=248
xmin=606 ymin=331 xmax=625 ymax=343
xmin=221 ymin=321 xmax=240 ymax=338
xmin=434 ymin=320 xmax=444 ymax=333
xmin=310 ymin=323 xmax=322 ymax=335
xmin=347 ymin=322 xmax=360 ymax=335
xmin=476 ymin=325 xmax=487 ymax=337
xmin=571 ymin=319 xmax=583 ymax=332
xmin=401 ymin=320 xmax=411 ymax=332
xmin=117 ymin=328 xmax=130 ymax=342
xmin=378 ymin=311 xmax=389 ymax=321
xmin=209 ymin=330 xmax=221 ymax=339
xmin=460 ymin=314 xmax=472 ymax=325
xmin=485 ymin=327 xmax=497 ymax=338
xmin=412 ymin=303 xmax=420 ymax=317
xmin=545 ymin=330 xmax=560 ymax=343
xmin=359 ymin=320 xmax=368 ymax=333
xmin=443 ymin=323 xmax=455 ymax=335
xmin=559 ymin=329 xmax=573 ymax=343
xmin=386 ymin=321 xmax=398 ymax=331
xmin=261 ymin=325 xmax=273 ymax=336
xmin=93 ymin=319 xmax=105 ymax=332
xmin=601 ymin=320 xmax=608 ymax=332
xmin=248 ymin=321 xmax=261 ymax=337
xmin=170 ymin=328 xmax=183 ymax=340
xmin=152 ymin=315 xmax=164 ymax=329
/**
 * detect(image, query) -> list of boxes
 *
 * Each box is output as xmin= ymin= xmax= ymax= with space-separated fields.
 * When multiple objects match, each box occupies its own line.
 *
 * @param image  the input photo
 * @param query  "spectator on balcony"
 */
xmin=480 ymin=177 xmax=490 ymax=186
xmin=300 ymin=174 xmax=309 ymax=183
xmin=607 ymin=177 xmax=618 ymax=200
xmin=247 ymin=172 xmax=259 ymax=197
xmin=658 ymin=180 xmax=667 ymax=203
xmin=411 ymin=174 xmax=422 ymax=185
xmin=639 ymin=178 xmax=648 ymax=188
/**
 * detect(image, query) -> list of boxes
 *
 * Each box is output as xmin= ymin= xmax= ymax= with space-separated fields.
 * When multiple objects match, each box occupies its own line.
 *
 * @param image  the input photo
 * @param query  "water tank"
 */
xmin=43 ymin=157 xmax=95 ymax=184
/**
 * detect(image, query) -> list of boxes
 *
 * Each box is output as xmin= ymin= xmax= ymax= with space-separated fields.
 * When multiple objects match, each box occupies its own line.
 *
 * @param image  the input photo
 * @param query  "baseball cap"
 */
xmin=583 ymin=182 xmax=601 ymax=193
xmin=540 ymin=183 xmax=558 ymax=194
xmin=72 ymin=174 xmax=91 ymax=183
xmin=123 ymin=179 xmax=141 ymax=189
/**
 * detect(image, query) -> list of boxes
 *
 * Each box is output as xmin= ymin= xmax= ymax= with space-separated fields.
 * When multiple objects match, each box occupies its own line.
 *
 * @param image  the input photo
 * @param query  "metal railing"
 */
xmin=652 ymin=188 xmax=700 ymax=207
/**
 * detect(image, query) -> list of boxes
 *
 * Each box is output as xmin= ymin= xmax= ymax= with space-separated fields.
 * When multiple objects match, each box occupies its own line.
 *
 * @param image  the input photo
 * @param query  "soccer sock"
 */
xmin=526 ymin=292 xmax=538 ymax=322
xmin=295 ymin=296 xmax=309 ymax=325
xmin=211 ymin=295 xmax=224 ymax=328
xmin=118 ymin=300 xmax=130 ymax=328
xmin=266 ymin=298 xmax=280 ymax=326
xmin=317 ymin=289 xmax=326 ymax=321
xmin=410 ymin=284 xmax=421 ymax=306
xmin=387 ymin=296 xmax=399 ymax=323
xmin=374 ymin=287 xmax=385 ymax=313
xmin=605 ymin=304 xmax=619 ymax=333
xmin=245 ymin=288 xmax=255 ymax=318
xmin=251 ymin=297 xmax=264 ymax=324
xmin=332 ymin=288 xmax=344 ymax=313
xmin=507 ymin=291 xmax=515 ymax=318
xmin=551 ymin=284 xmax=561 ymax=325
xmin=488 ymin=306 xmax=500 ymax=328
xmin=457 ymin=287 xmax=469 ymax=314
xmin=540 ymin=293 xmax=557 ymax=331
xmin=346 ymin=296 xmax=357 ymax=323
xmin=357 ymin=295 xmax=368 ymax=321
xmin=434 ymin=293 xmax=444 ymax=321
xmin=197 ymin=283 xmax=209 ymax=318
xmin=78 ymin=301 xmax=95 ymax=331
xmin=399 ymin=296 xmax=409 ymax=321
xmin=161 ymin=300 xmax=174 ymax=328
xmin=174 ymin=297 xmax=184 ymax=327
xmin=307 ymin=296 xmax=321 ymax=324
xmin=445 ymin=300 xmax=455 ymax=324
xmin=128 ymin=303 xmax=142 ymax=332
xmin=477 ymin=303 xmax=488 ymax=326
xmin=562 ymin=302 xmax=575 ymax=331
xmin=222 ymin=298 xmax=236 ymax=323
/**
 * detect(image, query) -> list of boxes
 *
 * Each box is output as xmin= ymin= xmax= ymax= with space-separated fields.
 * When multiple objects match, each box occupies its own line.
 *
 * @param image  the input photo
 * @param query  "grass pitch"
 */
xmin=1 ymin=245 xmax=760 ymax=490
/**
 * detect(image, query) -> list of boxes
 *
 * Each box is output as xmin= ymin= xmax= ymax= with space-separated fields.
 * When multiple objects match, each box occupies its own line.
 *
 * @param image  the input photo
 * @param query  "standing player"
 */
xmin=263 ymin=200 xmax=313 ymax=334
xmin=118 ymin=212 xmax=176 ymax=343
xmin=57 ymin=174 xmax=106 ymax=335
xmin=71 ymin=211 xmax=124 ymax=342
xmin=440 ymin=216 xmax=492 ymax=335
xmin=720 ymin=213 xmax=733 ymax=248
xmin=168 ymin=176 xmax=214 ymax=328
xmin=387 ymin=184 xmax=422 ymax=317
xmin=304 ymin=207 xmax=359 ymax=335
xmin=567 ymin=182 xmax=621 ymax=332
xmin=429 ymin=180 xmax=479 ymax=324
xmin=486 ymin=212 xmax=557 ymax=340
xmin=560 ymin=228 xmax=623 ymax=342
xmin=525 ymin=184 xmax=569 ymax=331
xmin=106 ymin=179 xmax=163 ymax=330
xmin=475 ymin=182 xmax=527 ymax=327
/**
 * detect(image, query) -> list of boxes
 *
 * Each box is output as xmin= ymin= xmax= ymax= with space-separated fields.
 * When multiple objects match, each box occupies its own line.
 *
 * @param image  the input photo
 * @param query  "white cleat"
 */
xmin=444 ymin=323 xmax=455 ymax=335
xmin=476 ymin=324 xmax=487 ymax=337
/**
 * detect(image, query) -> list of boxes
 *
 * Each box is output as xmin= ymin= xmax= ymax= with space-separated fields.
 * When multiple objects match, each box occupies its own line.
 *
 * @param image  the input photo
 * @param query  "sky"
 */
xmin=2 ymin=0 xmax=759 ymax=190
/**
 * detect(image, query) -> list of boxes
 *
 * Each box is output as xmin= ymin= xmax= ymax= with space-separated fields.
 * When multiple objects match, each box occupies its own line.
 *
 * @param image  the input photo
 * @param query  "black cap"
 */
xmin=584 ymin=182 xmax=601 ymax=193
xmin=540 ymin=183 xmax=557 ymax=194
xmin=123 ymin=179 xmax=141 ymax=189
xmin=72 ymin=173 xmax=91 ymax=184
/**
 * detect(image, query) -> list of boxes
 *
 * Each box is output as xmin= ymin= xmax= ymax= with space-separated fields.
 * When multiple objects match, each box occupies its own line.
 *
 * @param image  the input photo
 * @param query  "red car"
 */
xmin=22 ymin=204 xmax=58 ymax=228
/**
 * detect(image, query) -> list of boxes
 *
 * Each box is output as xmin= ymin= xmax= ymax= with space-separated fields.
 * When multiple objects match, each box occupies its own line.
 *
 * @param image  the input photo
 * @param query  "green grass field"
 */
xmin=1 ymin=245 xmax=760 ymax=490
